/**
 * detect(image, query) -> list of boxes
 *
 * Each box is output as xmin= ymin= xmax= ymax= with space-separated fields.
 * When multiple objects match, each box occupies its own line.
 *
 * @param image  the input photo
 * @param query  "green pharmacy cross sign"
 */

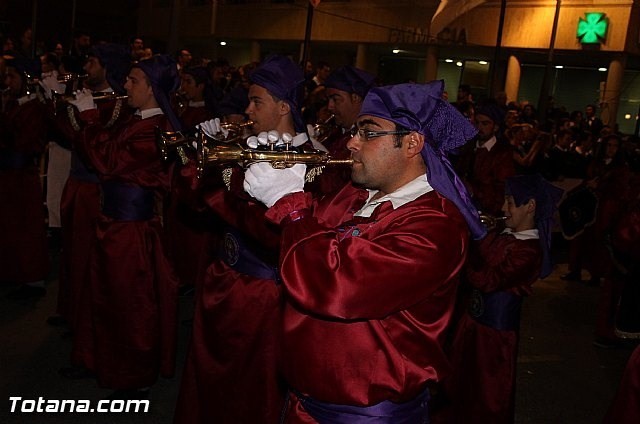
xmin=577 ymin=12 xmax=608 ymax=44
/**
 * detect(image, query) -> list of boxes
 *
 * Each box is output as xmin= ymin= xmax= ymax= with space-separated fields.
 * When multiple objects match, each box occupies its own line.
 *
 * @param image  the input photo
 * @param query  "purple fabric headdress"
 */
xmin=249 ymin=55 xmax=305 ymax=133
xmin=135 ymin=54 xmax=182 ymax=131
xmin=323 ymin=66 xmax=376 ymax=98
xmin=505 ymin=174 xmax=564 ymax=278
xmin=90 ymin=43 xmax=131 ymax=94
xmin=359 ymin=81 xmax=485 ymax=240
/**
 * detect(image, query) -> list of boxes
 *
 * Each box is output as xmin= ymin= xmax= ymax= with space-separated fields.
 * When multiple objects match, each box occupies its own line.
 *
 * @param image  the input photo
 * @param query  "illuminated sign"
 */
xmin=577 ymin=12 xmax=608 ymax=44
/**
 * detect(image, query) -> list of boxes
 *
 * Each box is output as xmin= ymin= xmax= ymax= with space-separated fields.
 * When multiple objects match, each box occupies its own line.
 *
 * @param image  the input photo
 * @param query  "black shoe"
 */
xmin=106 ymin=388 xmax=150 ymax=400
xmin=58 ymin=366 xmax=95 ymax=380
xmin=560 ymin=272 xmax=581 ymax=282
xmin=6 ymin=285 xmax=46 ymax=300
xmin=46 ymin=315 xmax=69 ymax=327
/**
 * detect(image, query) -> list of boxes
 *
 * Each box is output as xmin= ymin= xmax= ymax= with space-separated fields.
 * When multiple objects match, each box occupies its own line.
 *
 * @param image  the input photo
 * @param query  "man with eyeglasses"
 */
xmin=244 ymin=81 xmax=485 ymax=423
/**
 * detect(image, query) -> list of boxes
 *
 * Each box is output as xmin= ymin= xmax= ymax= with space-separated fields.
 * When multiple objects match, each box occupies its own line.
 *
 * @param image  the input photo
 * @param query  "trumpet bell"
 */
xmin=156 ymin=127 xmax=194 ymax=161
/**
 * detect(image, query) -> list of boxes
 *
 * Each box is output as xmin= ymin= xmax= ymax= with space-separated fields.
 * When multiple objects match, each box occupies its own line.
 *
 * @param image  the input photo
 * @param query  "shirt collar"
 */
xmin=135 ymin=107 xmax=164 ymax=120
xmin=476 ymin=135 xmax=497 ymax=152
xmin=502 ymin=227 xmax=539 ymax=240
xmin=189 ymin=100 xmax=205 ymax=107
xmin=355 ymin=174 xmax=434 ymax=218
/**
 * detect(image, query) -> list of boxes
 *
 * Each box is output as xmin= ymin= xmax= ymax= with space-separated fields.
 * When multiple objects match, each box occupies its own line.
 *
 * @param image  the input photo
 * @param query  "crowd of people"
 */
xmin=1 ymin=29 xmax=639 ymax=423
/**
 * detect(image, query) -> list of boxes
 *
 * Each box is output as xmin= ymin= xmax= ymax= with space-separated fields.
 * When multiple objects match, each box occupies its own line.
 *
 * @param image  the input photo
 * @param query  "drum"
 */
xmin=558 ymin=186 xmax=598 ymax=240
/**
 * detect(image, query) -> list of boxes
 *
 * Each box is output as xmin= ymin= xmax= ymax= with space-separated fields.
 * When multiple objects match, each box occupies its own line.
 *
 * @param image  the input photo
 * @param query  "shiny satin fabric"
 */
xmin=0 ymin=97 xmax=49 ymax=284
xmin=70 ymin=111 xmax=179 ymax=389
xmin=269 ymin=183 xmax=469 ymax=411
xmin=174 ymin=167 xmax=286 ymax=423
xmin=441 ymin=232 xmax=542 ymax=424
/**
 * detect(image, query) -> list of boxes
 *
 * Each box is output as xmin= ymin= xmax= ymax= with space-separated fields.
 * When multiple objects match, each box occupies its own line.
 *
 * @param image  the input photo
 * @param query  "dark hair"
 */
xmin=42 ymin=52 xmax=60 ymax=69
xmin=393 ymin=123 xmax=409 ymax=148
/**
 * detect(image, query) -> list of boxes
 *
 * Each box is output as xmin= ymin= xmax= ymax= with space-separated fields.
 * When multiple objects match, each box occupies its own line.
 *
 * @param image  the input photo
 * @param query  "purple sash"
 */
xmin=0 ymin=151 xmax=35 ymax=170
xmin=101 ymin=180 xmax=154 ymax=221
xmin=219 ymin=225 xmax=280 ymax=282
xmin=69 ymin=151 xmax=100 ymax=183
xmin=293 ymin=388 xmax=430 ymax=424
xmin=469 ymin=289 xmax=522 ymax=331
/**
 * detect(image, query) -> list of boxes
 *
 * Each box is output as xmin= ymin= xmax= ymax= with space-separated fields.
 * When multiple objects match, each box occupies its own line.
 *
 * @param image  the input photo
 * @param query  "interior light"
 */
xmin=220 ymin=41 xmax=227 ymax=46
xmin=625 ymin=114 xmax=632 ymax=120
xmin=598 ymin=67 xmax=607 ymax=72
xmin=445 ymin=59 xmax=453 ymax=63
xmin=456 ymin=61 xmax=463 ymax=67
xmin=478 ymin=60 xmax=488 ymax=65
xmin=555 ymin=65 xmax=564 ymax=69
xmin=392 ymin=49 xmax=400 ymax=54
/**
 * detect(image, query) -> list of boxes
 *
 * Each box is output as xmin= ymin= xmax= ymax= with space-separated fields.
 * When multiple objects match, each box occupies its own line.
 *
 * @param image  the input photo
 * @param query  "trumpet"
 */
xmin=156 ymin=120 xmax=254 ymax=161
xmin=478 ymin=212 xmax=507 ymax=230
xmin=51 ymin=91 xmax=128 ymax=110
xmin=57 ymin=73 xmax=88 ymax=84
xmin=311 ymin=114 xmax=337 ymax=144
xmin=195 ymin=133 xmax=353 ymax=179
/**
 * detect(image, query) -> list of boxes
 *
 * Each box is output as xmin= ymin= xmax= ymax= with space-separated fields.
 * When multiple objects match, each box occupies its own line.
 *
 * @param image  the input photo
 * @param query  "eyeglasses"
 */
xmin=350 ymin=127 xmax=410 ymax=141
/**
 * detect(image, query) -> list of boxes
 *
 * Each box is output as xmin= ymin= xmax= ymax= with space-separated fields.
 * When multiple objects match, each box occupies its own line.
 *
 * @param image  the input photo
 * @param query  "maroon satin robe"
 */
xmin=174 ymin=165 xmax=286 ymax=424
xmin=0 ymin=97 xmax=49 ymax=284
xmin=55 ymin=98 xmax=133 ymax=325
xmin=165 ymin=104 xmax=217 ymax=289
xmin=441 ymin=231 xmax=542 ymax=424
xmin=71 ymin=109 xmax=178 ymax=390
xmin=470 ymin=139 xmax=516 ymax=216
xmin=604 ymin=204 xmax=640 ymax=423
xmin=263 ymin=184 xmax=469 ymax=422
xmin=604 ymin=345 xmax=640 ymax=423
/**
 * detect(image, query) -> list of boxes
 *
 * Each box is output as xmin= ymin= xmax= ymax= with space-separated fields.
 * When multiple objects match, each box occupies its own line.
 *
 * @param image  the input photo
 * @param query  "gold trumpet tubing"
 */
xmin=478 ymin=213 xmax=507 ymax=230
xmin=196 ymin=140 xmax=352 ymax=178
xmin=208 ymin=120 xmax=254 ymax=143
xmin=52 ymin=92 xmax=128 ymax=105
xmin=57 ymin=73 xmax=88 ymax=83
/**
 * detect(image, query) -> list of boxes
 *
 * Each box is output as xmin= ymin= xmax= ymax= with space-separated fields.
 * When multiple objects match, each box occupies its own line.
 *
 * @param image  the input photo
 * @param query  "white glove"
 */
xmin=68 ymin=89 xmax=96 ymax=112
xmin=243 ymin=162 xmax=306 ymax=208
xmin=197 ymin=118 xmax=229 ymax=139
xmin=39 ymin=75 xmax=66 ymax=100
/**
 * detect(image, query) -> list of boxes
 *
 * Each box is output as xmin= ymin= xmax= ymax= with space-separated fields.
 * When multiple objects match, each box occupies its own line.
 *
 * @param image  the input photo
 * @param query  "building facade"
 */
xmin=137 ymin=0 xmax=640 ymax=133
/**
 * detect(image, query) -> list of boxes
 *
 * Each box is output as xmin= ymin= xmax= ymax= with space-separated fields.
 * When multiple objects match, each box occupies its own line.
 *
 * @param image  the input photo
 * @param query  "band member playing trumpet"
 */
xmin=243 ymin=81 xmax=483 ymax=423
xmin=165 ymin=65 xmax=219 ymax=295
xmin=1 ymin=58 xmax=49 ymax=299
xmin=441 ymin=174 xmax=562 ymax=424
xmin=66 ymin=55 xmax=181 ymax=399
xmin=306 ymin=65 xmax=376 ymax=196
xmin=174 ymin=54 xmax=308 ymax=424
xmin=49 ymin=44 xmax=134 ymax=344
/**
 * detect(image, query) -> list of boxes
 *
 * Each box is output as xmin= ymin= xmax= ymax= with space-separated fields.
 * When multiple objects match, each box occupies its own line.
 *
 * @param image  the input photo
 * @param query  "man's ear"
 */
xmin=351 ymin=93 xmax=363 ymax=104
xmin=279 ymin=100 xmax=291 ymax=117
xmin=406 ymin=132 xmax=425 ymax=158
xmin=527 ymin=198 xmax=537 ymax=215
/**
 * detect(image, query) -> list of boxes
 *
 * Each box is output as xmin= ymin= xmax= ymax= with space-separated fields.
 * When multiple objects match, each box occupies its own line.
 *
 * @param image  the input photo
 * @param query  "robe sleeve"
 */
xmin=275 ymin=196 xmax=469 ymax=320
xmin=466 ymin=235 xmax=541 ymax=293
